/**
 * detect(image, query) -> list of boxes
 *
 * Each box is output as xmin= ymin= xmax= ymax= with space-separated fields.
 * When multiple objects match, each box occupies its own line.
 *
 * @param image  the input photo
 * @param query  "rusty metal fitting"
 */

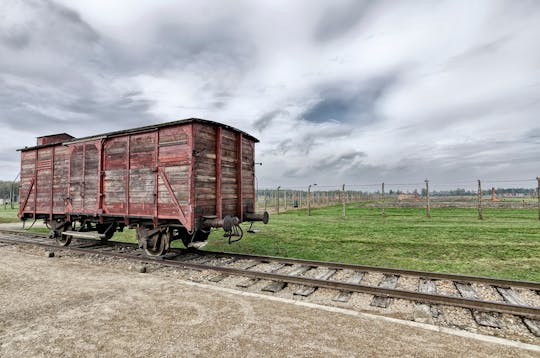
xmin=201 ymin=215 xmax=241 ymax=231
xmin=222 ymin=215 xmax=240 ymax=232
xmin=244 ymin=211 xmax=269 ymax=224
xmin=201 ymin=217 xmax=224 ymax=229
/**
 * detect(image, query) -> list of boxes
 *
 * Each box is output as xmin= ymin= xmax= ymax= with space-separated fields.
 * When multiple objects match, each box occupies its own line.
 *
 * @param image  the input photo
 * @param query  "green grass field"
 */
xmin=0 ymin=206 xmax=20 ymax=223
xmin=205 ymin=205 xmax=540 ymax=282
xmin=9 ymin=204 xmax=540 ymax=281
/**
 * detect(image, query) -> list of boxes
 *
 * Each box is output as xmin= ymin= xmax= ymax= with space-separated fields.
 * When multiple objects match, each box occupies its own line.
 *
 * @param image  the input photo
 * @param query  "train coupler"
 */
xmin=244 ymin=211 xmax=269 ymax=233
xmin=222 ymin=215 xmax=243 ymax=244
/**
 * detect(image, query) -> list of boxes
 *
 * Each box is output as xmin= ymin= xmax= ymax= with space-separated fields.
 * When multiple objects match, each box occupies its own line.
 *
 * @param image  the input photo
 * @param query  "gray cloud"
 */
xmin=312 ymin=150 xmax=366 ymax=171
xmin=0 ymin=27 xmax=31 ymax=50
xmin=302 ymin=74 xmax=399 ymax=124
xmin=314 ymin=0 xmax=376 ymax=42
xmin=0 ymin=0 xmax=539 ymax=189
xmin=254 ymin=110 xmax=289 ymax=132
xmin=269 ymin=124 xmax=353 ymax=156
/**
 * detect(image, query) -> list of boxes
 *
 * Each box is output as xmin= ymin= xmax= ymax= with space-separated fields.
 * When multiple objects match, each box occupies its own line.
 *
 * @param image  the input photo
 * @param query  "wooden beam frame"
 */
xmin=237 ymin=133 xmax=243 ymax=221
xmin=158 ymin=167 xmax=190 ymax=231
xmin=49 ymin=146 xmax=55 ymax=221
xmin=215 ymin=126 xmax=222 ymax=219
xmin=19 ymin=178 xmax=34 ymax=218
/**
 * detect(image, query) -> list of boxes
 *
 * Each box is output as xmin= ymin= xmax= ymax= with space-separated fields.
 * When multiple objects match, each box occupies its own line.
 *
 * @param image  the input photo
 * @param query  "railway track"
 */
xmin=1 ymin=228 xmax=539 ymax=338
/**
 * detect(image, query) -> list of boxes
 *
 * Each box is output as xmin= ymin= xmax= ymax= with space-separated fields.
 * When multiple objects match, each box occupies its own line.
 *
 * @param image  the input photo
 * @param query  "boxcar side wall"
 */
xmin=193 ymin=123 xmax=256 ymax=222
xmin=241 ymin=136 xmax=255 ymax=215
xmin=156 ymin=125 xmax=192 ymax=226
xmin=193 ymin=123 xmax=218 ymax=217
xmin=19 ymin=150 xmax=36 ymax=217
xmin=19 ymin=144 xmax=70 ymax=220
xmin=19 ymin=121 xmax=257 ymax=231
xmin=102 ymin=125 xmax=194 ymax=230
xmin=68 ymin=141 xmax=100 ymax=214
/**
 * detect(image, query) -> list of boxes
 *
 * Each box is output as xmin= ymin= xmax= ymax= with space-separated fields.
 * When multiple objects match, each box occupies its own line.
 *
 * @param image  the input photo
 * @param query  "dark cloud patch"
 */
xmin=0 ymin=76 xmax=156 ymax=138
xmin=302 ymin=74 xmax=398 ymax=124
xmin=0 ymin=0 xmax=100 ymax=53
xmin=522 ymin=128 xmax=540 ymax=144
xmin=280 ymin=151 xmax=368 ymax=182
xmin=312 ymin=150 xmax=366 ymax=171
xmin=40 ymin=0 xmax=100 ymax=43
xmin=275 ymin=138 xmax=294 ymax=155
xmin=103 ymin=15 xmax=257 ymax=80
xmin=0 ymin=1 xmax=158 ymax=143
xmin=0 ymin=147 xmax=20 ymax=162
xmin=413 ymin=92 xmax=540 ymax=131
xmin=0 ymin=27 xmax=31 ymax=50
xmin=2 ymin=108 xmax=67 ymax=135
xmin=254 ymin=109 xmax=289 ymax=132
xmin=268 ymin=125 xmax=353 ymax=156
xmin=314 ymin=0 xmax=376 ymax=42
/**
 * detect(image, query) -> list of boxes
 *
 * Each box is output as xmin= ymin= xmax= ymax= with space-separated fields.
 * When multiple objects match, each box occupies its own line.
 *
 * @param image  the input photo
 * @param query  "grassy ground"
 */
xmin=0 ymin=206 xmax=20 ymax=223
xmin=205 ymin=205 xmax=540 ymax=282
xmin=11 ymin=204 xmax=540 ymax=281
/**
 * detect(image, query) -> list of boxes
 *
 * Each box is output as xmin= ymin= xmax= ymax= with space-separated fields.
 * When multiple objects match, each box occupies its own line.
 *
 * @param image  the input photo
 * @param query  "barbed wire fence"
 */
xmin=256 ymin=177 xmax=540 ymax=221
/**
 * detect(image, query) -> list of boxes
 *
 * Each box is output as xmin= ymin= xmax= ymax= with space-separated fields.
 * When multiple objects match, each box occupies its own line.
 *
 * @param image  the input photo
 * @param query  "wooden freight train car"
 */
xmin=18 ymin=118 xmax=268 ymax=256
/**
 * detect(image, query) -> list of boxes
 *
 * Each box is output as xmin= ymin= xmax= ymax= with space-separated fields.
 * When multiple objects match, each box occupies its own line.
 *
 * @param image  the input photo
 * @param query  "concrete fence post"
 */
xmin=381 ymin=182 xmax=385 ymax=218
xmin=264 ymin=191 xmax=268 ymax=212
xmin=425 ymin=179 xmax=431 ymax=218
xmin=276 ymin=186 xmax=280 ymax=215
xmin=307 ymin=184 xmax=312 ymax=216
xmin=284 ymin=190 xmax=287 ymax=210
xmin=341 ymin=184 xmax=346 ymax=217
xmin=478 ymin=179 xmax=483 ymax=220
xmin=537 ymin=177 xmax=540 ymax=221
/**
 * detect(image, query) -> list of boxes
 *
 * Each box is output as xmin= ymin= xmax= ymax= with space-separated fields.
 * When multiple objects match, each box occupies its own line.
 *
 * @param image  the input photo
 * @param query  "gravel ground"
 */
xmin=472 ymin=283 xmax=504 ymax=302
xmin=396 ymin=275 xmax=419 ymax=291
xmin=360 ymin=271 xmax=385 ymax=286
xmin=1 ymin=246 xmax=539 ymax=357
xmin=474 ymin=314 xmax=538 ymax=343
xmin=516 ymin=288 xmax=540 ymax=307
xmin=437 ymin=280 xmax=461 ymax=297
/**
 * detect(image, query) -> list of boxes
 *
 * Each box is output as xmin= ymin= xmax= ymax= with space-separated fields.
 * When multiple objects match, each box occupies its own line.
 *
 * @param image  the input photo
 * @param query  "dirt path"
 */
xmin=0 ymin=246 xmax=538 ymax=357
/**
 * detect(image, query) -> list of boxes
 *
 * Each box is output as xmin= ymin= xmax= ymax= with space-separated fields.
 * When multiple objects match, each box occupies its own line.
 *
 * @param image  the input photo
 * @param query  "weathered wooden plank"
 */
xmin=371 ymin=275 xmax=399 ymax=308
xmin=333 ymin=271 xmax=365 ymax=302
xmin=237 ymin=263 xmax=286 ymax=288
xmin=455 ymin=282 xmax=501 ymax=328
xmin=413 ymin=279 xmax=439 ymax=323
xmin=496 ymin=287 xmax=540 ymax=336
xmin=295 ymin=269 xmax=337 ymax=296
xmin=261 ymin=265 xmax=311 ymax=293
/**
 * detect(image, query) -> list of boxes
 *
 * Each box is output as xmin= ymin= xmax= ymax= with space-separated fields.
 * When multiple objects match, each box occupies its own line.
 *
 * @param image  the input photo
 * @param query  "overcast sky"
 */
xmin=1 ymin=0 xmax=539 ymax=190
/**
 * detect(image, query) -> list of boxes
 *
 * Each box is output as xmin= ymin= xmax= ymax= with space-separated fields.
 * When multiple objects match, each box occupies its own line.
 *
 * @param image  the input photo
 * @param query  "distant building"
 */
xmin=398 ymin=192 xmax=420 ymax=201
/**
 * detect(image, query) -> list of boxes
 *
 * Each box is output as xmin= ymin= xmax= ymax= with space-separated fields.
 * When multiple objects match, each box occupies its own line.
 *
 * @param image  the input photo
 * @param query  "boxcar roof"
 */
xmin=18 ymin=118 xmax=259 ymax=151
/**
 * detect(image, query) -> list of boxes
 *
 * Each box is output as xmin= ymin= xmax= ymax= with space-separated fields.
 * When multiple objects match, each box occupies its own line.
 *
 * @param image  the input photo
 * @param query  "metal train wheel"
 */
xmin=97 ymin=223 xmax=115 ymax=242
xmin=144 ymin=230 xmax=169 ymax=257
xmin=56 ymin=222 xmax=72 ymax=247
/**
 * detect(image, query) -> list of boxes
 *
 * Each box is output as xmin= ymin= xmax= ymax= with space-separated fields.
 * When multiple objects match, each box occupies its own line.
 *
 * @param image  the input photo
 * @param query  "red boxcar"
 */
xmin=18 ymin=118 xmax=268 ymax=255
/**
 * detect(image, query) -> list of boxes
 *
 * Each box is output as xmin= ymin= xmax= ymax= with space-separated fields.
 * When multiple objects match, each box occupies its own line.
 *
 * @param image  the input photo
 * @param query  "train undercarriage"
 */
xmin=36 ymin=211 xmax=269 ymax=257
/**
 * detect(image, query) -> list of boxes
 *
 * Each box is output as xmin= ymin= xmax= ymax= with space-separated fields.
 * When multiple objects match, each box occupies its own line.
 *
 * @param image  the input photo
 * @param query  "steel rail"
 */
xmin=0 ymin=233 xmax=539 ymax=320
xmin=190 ymin=250 xmax=540 ymax=290
xmin=1 ymin=228 xmax=539 ymax=291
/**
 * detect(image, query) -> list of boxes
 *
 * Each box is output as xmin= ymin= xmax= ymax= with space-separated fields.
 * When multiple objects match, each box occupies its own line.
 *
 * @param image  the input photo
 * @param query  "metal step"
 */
xmin=62 ymin=231 xmax=105 ymax=240
xmin=188 ymin=241 xmax=208 ymax=249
